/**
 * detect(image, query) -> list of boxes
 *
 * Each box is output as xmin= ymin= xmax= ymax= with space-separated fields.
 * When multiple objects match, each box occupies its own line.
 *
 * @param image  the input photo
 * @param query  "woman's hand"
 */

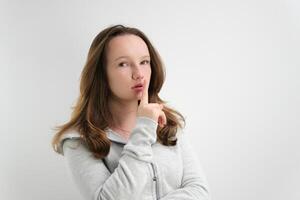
xmin=137 ymin=82 xmax=167 ymax=128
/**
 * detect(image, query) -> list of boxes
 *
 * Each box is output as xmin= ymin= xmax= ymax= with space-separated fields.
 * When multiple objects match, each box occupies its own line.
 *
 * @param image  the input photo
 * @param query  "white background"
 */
xmin=1 ymin=0 xmax=299 ymax=199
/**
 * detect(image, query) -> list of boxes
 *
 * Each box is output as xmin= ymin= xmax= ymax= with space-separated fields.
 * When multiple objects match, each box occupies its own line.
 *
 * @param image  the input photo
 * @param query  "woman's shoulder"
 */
xmin=57 ymin=129 xmax=84 ymax=156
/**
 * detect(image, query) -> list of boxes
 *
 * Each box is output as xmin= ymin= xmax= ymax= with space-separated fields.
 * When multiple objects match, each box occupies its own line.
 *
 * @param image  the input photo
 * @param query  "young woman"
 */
xmin=51 ymin=24 xmax=210 ymax=200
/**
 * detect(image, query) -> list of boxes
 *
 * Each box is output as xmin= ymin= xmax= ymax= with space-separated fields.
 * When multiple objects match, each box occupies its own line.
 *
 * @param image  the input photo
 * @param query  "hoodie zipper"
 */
xmin=150 ymin=162 xmax=159 ymax=199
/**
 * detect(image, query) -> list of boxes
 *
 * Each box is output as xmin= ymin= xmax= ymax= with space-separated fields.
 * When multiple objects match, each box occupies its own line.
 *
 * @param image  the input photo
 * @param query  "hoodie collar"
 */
xmin=57 ymin=128 xmax=127 ymax=155
xmin=60 ymin=128 xmax=128 ymax=145
xmin=106 ymin=128 xmax=128 ymax=144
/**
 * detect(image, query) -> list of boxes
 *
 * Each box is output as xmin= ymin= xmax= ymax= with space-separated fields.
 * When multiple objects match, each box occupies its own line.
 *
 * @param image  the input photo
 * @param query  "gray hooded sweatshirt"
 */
xmin=57 ymin=116 xmax=210 ymax=200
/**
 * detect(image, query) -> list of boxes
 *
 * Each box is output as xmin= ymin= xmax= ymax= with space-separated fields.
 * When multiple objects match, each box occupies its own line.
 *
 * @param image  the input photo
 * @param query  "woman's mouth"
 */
xmin=132 ymin=85 xmax=144 ymax=92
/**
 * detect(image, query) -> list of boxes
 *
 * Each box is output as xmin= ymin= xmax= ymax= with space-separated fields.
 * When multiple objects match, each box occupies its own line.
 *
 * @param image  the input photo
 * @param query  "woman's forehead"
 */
xmin=106 ymin=34 xmax=149 ymax=60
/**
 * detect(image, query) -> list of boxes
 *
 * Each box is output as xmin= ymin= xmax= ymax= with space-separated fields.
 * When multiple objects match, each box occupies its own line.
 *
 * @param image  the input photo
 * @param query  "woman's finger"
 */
xmin=158 ymin=110 xmax=167 ymax=127
xmin=139 ymin=80 xmax=148 ymax=105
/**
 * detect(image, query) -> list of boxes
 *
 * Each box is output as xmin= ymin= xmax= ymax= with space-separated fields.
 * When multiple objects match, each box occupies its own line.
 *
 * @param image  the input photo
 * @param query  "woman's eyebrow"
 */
xmin=114 ymin=55 xmax=150 ymax=61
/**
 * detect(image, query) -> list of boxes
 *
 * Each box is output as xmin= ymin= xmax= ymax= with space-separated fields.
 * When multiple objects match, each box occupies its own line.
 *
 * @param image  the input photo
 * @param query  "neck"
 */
xmin=108 ymin=97 xmax=139 ymax=139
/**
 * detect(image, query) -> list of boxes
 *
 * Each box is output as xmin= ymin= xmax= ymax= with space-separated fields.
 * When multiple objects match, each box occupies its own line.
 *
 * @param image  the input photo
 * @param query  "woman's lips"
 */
xmin=132 ymin=86 xmax=144 ymax=92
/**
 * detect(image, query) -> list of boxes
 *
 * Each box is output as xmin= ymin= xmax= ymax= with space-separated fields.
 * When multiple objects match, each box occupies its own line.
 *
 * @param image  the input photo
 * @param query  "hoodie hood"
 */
xmin=56 ymin=128 xmax=128 ymax=155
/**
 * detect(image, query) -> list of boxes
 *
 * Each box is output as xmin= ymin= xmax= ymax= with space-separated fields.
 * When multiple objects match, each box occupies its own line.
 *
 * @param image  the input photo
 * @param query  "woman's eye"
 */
xmin=141 ymin=60 xmax=150 ymax=65
xmin=118 ymin=62 xmax=128 ymax=67
xmin=118 ymin=60 xmax=149 ymax=67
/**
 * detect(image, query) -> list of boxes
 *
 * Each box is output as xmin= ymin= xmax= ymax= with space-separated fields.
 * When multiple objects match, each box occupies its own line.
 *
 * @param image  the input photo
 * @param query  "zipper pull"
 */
xmin=153 ymin=176 xmax=157 ymax=181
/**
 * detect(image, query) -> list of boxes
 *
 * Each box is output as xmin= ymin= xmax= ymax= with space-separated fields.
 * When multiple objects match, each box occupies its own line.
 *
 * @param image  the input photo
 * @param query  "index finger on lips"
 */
xmin=140 ymin=80 xmax=148 ymax=105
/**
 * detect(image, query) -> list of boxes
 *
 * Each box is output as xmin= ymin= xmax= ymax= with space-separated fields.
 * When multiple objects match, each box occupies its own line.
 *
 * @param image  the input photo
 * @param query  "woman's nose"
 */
xmin=132 ymin=66 xmax=144 ymax=80
xmin=132 ymin=72 xmax=143 ymax=80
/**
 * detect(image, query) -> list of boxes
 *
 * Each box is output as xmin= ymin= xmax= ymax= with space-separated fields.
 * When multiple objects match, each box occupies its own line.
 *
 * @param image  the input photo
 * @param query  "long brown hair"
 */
xmin=51 ymin=24 xmax=186 ymax=159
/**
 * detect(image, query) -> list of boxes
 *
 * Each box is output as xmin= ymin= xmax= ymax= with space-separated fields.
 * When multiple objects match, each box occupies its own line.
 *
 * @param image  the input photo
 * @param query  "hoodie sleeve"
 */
xmin=62 ymin=117 xmax=158 ymax=200
xmin=160 ymin=132 xmax=211 ymax=200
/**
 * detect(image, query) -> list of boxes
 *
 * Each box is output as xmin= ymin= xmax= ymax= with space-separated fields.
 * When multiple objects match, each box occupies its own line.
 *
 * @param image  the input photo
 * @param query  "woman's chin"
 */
xmin=132 ymin=91 xmax=143 ymax=100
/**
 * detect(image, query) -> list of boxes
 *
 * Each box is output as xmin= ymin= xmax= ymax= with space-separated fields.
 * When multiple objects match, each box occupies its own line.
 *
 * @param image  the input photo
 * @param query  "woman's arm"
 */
xmin=160 ymin=132 xmax=211 ymax=200
xmin=62 ymin=117 xmax=158 ymax=200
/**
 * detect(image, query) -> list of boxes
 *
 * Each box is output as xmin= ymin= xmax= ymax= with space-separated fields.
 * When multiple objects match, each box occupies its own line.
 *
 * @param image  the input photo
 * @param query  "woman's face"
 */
xmin=106 ymin=34 xmax=151 ymax=102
